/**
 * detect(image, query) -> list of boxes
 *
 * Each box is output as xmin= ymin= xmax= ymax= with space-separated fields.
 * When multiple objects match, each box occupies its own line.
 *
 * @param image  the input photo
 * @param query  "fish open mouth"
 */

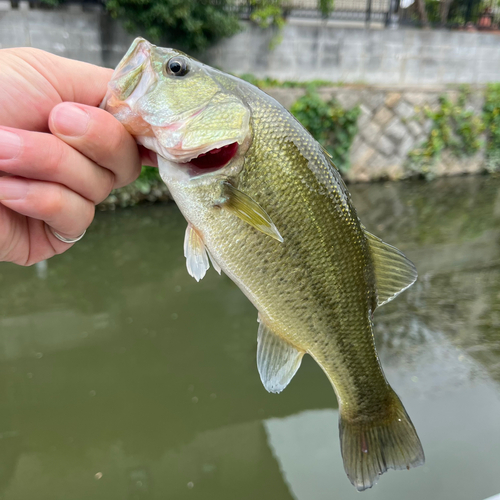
xmin=188 ymin=142 xmax=238 ymax=172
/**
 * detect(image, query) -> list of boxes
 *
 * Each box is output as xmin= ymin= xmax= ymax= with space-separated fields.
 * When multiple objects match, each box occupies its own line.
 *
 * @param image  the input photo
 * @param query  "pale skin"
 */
xmin=0 ymin=48 xmax=158 ymax=265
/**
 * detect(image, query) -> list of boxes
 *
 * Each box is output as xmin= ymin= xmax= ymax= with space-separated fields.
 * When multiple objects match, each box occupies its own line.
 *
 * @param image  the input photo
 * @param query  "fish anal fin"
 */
xmin=364 ymin=230 xmax=418 ymax=308
xmin=219 ymin=182 xmax=283 ymax=243
xmin=339 ymin=390 xmax=425 ymax=491
xmin=257 ymin=315 xmax=304 ymax=394
xmin=183 ymin=223 xmax=210 ymax=282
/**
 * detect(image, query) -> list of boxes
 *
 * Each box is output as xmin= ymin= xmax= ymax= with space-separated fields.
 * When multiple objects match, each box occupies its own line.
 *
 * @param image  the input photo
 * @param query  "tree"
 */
xmin=415 ymin=0 xmax=429 ymax=25
xmin=105 ymin=0 xmax=241 ymax=52
xmin=440 ymin=0 xmax=453 ymax=25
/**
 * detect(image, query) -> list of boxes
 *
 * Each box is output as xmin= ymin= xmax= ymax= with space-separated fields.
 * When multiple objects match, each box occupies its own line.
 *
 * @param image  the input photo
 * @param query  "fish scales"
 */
xmin=103 ymin=37 xmax=425 ymax=491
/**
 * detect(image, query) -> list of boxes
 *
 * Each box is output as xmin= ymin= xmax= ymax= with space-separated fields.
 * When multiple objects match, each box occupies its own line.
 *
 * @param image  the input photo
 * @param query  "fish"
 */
xmin=102 ymin=37 xmax=425 ymax=491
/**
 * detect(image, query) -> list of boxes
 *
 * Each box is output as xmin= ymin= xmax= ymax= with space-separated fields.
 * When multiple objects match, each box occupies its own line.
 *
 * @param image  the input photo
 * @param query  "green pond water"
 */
xmin=1 ymin=176 xmax=500 ymax=500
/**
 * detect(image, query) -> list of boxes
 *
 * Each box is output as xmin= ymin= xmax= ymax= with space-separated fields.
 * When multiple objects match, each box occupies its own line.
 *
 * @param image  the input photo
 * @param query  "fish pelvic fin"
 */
xmin=184 ymin=223 xmax=210 ymax=282
xmin=257 ymin=315 xmax=304 ymax=393
xmin=364 ymin=230 xmax=418 ymax=308
xmin=339 ymin=390 xmax=424 ymax=491
xmin=219 ymin=182 xmax=284 ymax=243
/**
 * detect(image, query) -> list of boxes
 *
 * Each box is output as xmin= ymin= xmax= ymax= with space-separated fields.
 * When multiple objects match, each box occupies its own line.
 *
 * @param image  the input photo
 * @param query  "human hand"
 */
xmin=0 ymin=48 xmax=157 ymax=266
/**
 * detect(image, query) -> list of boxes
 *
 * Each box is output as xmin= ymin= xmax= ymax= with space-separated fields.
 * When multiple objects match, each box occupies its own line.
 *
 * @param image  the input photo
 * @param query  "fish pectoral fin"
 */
xmin=364 ymin=230 xmax=418 ymax=308
xmin=184 ymin=223 xmax=210 ymax=282
xmin=257 ymin=315 xmax=304 ymax=394
xmin=219 ymin=182 xmax=283 ymax=243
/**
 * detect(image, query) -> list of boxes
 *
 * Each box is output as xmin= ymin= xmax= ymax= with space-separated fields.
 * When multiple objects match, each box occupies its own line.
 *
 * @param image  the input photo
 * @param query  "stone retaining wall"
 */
xmin=266 ymin=86 xmax=486 ymax=182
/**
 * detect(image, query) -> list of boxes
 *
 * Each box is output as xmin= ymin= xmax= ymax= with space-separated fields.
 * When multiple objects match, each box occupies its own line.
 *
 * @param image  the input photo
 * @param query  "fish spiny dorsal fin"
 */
xmin=184 ymin=223 xmax=210 ymax=282
xmin=219 ymin=182 xmax=284 ymax=243
xmin=257 ymin=315 xmax=304 ymax=394
xmin=364 ymin=230 xmax=418 ymax=308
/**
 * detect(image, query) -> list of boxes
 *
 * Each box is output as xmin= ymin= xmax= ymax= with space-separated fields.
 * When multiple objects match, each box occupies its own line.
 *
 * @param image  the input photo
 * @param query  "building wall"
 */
xmin=0 ymin=7 xmax=104 ymax=65
xmin=206 ymin=21 xmax=500 ymax=86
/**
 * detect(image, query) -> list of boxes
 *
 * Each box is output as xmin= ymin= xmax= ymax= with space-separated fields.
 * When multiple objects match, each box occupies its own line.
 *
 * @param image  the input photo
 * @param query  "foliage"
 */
xmin=319 ymin=0 xmax=334 ymax=18
xmin=408 ymin=88 xmax=484 ymax=180
xmin=291 ymin=86 xmax=360 ymax=173
xmin=104 ymin=0 xmax=241 ymax=52
xmin=422 ymin=0 xmax=488 ymax=25
xmin=134 ymin=165 xmax=162 ymax=193
xmin=248 ymin=0 xmax=334 ymax=48
xmin=249 ymin=0 xmax=287 ymax=29
xmin=238 ymin=74 xmax=334 ymax=88
xmin=483 ymin=83 xmax=500 ymax=173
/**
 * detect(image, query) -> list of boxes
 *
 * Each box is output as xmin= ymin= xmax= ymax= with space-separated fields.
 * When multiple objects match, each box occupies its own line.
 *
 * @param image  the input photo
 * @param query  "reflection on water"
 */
xmin=0 ymin=176 xmax=500 ymax=500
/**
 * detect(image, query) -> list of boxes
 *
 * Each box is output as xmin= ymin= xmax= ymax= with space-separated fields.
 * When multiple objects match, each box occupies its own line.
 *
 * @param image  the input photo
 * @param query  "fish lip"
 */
xmin=101 ymin=37 xmax=152 ymax=111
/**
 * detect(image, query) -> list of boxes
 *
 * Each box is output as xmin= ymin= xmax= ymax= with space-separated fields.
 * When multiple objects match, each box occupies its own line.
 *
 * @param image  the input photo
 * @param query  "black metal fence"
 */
xmin=238 ymin=0 xmax=393 ymax=24
xmin=14 ymin=0 xmax=499 ymax=30
xmin=21 ymin=0 xmax=395 ymax=25
xmin=399 ymin=0 xmax=500 ymax=29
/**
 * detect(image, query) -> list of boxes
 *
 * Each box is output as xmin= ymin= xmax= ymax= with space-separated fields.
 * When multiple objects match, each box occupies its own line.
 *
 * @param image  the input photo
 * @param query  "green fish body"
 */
xmin=103 ymin=38 xmax=424 ymax=490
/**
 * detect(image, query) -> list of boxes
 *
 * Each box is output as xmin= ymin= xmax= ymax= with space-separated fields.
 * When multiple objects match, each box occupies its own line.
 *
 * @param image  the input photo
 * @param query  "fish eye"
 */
xmin=165 ymin=56 xmax=189 ymax=77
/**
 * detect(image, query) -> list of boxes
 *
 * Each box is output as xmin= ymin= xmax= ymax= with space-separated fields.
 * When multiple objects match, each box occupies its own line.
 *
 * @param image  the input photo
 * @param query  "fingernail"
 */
xmin=0 ymin=178 xmax=28 ymax=200
xmin=52 ymin=105 xmax=90 ymax=137
xmin=0 ymin=129 xmax=22 ymax=160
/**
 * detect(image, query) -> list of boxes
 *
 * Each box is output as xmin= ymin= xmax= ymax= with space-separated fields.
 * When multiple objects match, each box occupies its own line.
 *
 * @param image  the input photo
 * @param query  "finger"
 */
xmin=0 ymin=176 xmax=94 ymax=240
xmin=10 ymin=48 xmax=113 ymax=108
xmin=139 ymin=145 xmax=158 ymax=168
xmin=49 ymin=103 xmax=142 ymax=188
xmin=0 ymin=126 xmax=115 ymax=204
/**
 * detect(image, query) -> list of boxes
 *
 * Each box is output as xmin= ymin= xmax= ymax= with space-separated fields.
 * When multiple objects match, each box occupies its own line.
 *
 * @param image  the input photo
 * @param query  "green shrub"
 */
xmin=291 ymin=86 xmax=360 ymax=173
xmin=104 ymin=0 xmax=241 ymax=52
xmin=483 ymin=83 xmax=500 ymax=173
xmin=408 ymin=88 xmax=484 ymax=179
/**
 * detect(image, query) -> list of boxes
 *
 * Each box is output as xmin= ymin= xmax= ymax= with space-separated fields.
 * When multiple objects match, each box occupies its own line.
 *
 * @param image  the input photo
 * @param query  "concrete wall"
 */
xmin=0 ymin=7 xmax=104 ymax=65
xmin=206 ymin=20 xmax=500 ymax=86
xmin=1 ymin=8 xmax=500 ymax=86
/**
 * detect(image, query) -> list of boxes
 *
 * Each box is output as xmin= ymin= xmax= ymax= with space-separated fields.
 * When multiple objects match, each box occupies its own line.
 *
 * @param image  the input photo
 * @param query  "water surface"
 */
xmin=1 ymin=176 xmax=500 ymax=500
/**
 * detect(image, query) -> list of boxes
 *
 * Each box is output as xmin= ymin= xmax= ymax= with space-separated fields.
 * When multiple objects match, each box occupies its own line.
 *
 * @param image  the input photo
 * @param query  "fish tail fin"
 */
xmin=339 ymin=390 xmax=424 ymax=491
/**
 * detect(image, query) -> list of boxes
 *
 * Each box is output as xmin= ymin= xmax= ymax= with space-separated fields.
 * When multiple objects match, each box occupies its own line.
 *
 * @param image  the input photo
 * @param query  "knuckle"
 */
xmin=39 ymin=185 xmax=65 ymax=217
xmin=43 ymin=137 xmax=65 ymax=177
xmin=92 ymin=169 xmax=116 ymax=204
xmin=99 ymin=124 xmax=126 ymax=163
xmin=103 ymin=169 xmax=116 ymax=195
xmin=83 ymin=203 xmax=95 ymax=228
xmin=120 ymin=162 xmax=142 ymax=188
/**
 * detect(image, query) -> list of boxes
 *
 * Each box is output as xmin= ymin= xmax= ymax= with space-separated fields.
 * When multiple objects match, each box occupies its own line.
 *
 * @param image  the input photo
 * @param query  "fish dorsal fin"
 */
xmin=184 ymin=224 xmax=210 ymax=282
xmin=219 ymin=182 xmax=283 ymax=243
xmin=364 ymin=230 xmax=418 ymax=308
xmin=257 ymin=315 xmax=304 ymax=394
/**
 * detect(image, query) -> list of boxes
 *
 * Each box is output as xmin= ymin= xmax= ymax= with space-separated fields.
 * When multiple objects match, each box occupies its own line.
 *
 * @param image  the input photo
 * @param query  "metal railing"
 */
xmin=19 ymin=0 xmax=394 ymax=24
xmin=238 ymin=0 xmax=392 ymax=23
xmin=399 ymin=0 xmax=500 ymax=29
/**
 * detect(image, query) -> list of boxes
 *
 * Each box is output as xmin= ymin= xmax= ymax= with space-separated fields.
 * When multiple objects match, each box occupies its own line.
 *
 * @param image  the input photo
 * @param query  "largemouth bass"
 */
xmin=102 ymin=38 xmax=424 ymax=490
